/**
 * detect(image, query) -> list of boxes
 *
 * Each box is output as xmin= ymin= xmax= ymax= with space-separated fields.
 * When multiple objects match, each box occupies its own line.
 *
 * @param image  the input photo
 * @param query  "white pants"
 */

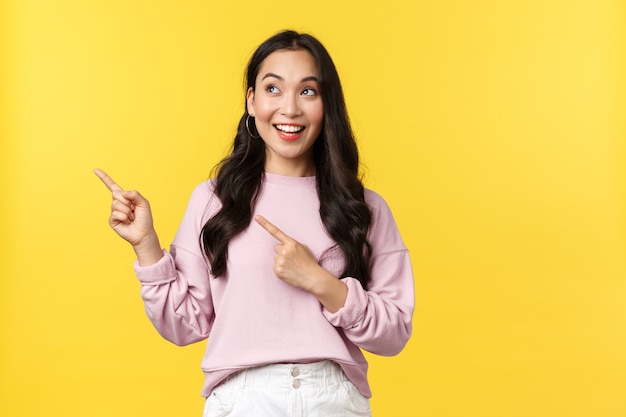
xmin=202 ymin=361 xmax=372 ymax=417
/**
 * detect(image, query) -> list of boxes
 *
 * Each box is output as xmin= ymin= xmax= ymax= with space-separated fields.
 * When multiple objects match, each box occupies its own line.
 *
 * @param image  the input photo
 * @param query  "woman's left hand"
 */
xmin=254 ymin=215 xmax=321 ymax=290
xmin=255 ymin=215 xmax=348 ymax=312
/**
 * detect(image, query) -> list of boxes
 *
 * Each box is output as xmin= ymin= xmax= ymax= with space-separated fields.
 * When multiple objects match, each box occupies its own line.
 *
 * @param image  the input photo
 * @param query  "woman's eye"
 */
xmin=302 ymin=87 xmax=317 ymax=96
xmin=266 ymin=85 xmax=279 ymax=94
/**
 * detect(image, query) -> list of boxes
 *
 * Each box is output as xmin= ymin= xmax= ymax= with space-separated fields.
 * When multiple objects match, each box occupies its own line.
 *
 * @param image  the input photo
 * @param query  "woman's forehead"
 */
xmin=257 ymin=49 xmax=318 ymax=81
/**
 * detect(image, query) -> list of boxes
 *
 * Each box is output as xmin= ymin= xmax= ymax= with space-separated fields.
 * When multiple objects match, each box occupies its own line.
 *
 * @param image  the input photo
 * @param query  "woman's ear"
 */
xmin=246 ymin=87 xmax=255 ymax=116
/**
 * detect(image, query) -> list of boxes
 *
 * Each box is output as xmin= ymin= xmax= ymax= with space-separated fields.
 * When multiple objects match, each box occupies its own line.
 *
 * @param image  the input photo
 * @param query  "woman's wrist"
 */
xmin=308 ymin=268 xmax=348 ymax=313
xmin=133 ymin=232 xmax=163 ymax=266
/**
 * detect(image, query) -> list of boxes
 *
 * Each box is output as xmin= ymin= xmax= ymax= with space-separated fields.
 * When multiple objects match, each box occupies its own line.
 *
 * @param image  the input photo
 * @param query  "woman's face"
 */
xmin=247 ymin=49 xmax=324 ymax=177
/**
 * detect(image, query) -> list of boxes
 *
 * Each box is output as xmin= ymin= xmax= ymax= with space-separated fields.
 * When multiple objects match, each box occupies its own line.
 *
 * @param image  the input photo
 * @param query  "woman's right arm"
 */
xmin=95 ymin=169 xmax=214 ymax=345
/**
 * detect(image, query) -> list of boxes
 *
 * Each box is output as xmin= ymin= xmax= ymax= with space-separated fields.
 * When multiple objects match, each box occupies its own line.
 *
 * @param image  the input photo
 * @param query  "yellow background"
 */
xmin=1 ymin=1 xmax=625 ymax=416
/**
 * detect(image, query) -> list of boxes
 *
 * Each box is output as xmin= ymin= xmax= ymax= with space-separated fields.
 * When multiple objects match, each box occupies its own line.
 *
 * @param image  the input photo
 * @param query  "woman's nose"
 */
xmin=280 ymin=93 xmax=302 ymax=117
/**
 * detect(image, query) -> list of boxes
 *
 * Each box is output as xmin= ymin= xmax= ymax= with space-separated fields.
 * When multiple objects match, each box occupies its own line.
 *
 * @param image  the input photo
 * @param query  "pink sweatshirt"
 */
xmin=134 ymin=173 xmax=414 ymax=398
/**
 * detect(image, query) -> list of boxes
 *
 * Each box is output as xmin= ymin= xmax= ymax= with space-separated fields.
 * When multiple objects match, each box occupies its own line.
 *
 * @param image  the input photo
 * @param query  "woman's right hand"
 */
xmin=94 ymin=169 xmax=163 ymax=265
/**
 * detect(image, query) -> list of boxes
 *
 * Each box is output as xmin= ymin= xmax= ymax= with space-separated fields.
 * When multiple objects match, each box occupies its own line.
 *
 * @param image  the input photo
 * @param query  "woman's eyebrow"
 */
xmin=261 ymin=73 xmax=319 ymax=83
xmin=262 ymin=72 xmax=283 ymax=81
xmin=301 ymin=76 xmax=319 ymax=83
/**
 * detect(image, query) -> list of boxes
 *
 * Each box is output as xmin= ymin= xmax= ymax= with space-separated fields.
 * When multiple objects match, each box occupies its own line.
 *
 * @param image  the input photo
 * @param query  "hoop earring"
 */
xmin=246 ymin=115 xmax=260 ymax=139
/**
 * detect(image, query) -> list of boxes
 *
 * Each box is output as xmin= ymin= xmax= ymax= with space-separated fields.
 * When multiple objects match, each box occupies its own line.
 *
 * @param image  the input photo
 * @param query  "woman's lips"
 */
xmin=274 ymin=124 xmax=304 ymax=141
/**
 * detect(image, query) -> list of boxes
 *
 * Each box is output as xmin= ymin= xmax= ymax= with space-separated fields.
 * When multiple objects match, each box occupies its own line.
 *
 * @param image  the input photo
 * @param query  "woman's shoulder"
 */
xmin=364 ymin=187 xmax=392 ymax=213
xmin=363 ymin=187 xmax=396 ymax=226
xmin=363 ymin=187 xmax=406 ymax=248
xmin=186 ymin=178 xmax=220 ymax=211
xmin=190 ymin=178 xmax=217 ymax=196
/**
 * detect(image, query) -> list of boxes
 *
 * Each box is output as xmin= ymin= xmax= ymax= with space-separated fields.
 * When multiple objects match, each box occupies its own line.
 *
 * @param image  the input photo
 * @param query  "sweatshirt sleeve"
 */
xmin=322 ymin=191 xmax=415 ymax=356
xmin=133 ymin=182 xmax=216 ymax=346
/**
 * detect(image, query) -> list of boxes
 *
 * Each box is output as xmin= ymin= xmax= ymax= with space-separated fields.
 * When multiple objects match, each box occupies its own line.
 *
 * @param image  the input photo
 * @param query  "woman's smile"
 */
xmin=274 ymin=124 xmax=305 ymax=141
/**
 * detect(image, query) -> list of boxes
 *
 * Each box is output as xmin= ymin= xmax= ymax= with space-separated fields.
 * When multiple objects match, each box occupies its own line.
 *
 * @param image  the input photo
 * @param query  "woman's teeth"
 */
xmin=275 ymin=124 xmax=304 ymax=133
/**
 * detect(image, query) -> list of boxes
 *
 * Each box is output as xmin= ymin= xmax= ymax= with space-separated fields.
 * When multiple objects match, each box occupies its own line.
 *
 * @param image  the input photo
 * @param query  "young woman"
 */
xmin=96 ymin=30 xmax=414 ymax=417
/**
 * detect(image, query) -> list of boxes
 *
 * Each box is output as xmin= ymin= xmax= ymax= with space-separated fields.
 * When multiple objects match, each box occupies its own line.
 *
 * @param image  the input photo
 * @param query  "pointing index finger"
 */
xmin=94 ymin=168 xmax=123 ymax=192
xmin=255 ymin=215 xmax=292 ymax=244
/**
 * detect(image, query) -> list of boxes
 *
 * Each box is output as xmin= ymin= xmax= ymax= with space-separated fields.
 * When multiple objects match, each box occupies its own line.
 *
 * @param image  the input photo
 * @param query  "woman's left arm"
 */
xmin=255 ymin=193 xmax=415 ymax=356
xmin=322 ymin=192 xmax=415 ymax=356
xmin=323 ymin=250 xmax=414 ymax=356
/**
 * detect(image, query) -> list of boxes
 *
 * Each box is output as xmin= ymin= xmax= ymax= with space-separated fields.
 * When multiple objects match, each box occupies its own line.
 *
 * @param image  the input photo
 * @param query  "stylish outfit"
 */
xmin=134 ymin=173 xmax=414 ymax=405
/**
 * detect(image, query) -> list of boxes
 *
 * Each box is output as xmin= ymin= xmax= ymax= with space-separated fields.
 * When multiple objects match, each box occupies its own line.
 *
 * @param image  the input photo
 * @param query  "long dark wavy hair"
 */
xmin=201 ymin=30 xmax=372 ymax=289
